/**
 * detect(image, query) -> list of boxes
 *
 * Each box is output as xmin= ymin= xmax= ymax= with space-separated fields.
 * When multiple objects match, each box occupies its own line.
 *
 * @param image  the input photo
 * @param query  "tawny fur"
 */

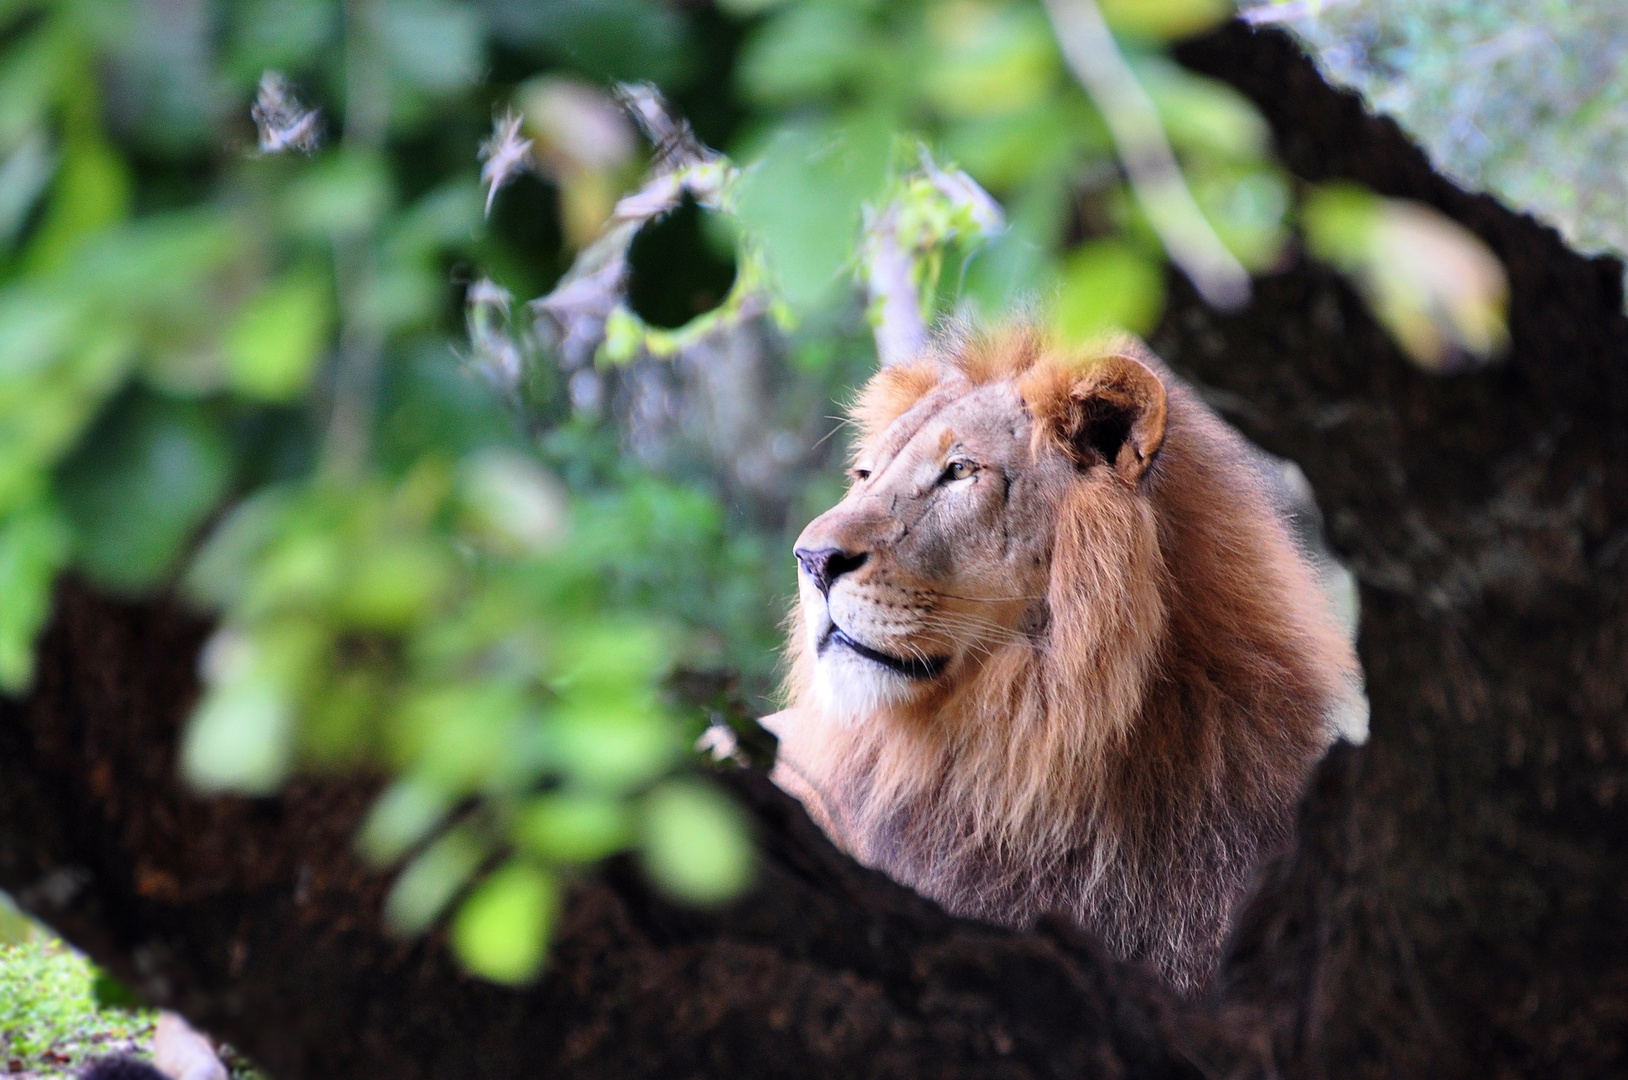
xmin=766 ymin=326 xmax=1356 ymax=995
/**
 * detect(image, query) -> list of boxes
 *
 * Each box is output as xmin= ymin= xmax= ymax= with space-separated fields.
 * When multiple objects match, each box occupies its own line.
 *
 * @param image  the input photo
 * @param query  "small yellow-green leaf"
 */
xmin=1304 ymin=183 xmax=1508 ymax=371
xmin=226 ymin=273 xmax=334 ymax=401
xmin=338 ymin=539 xmax=453 ymax=630
xmin=1055 ymin=238 xmax=1165 ymax=345
xmin=1099 ymin=0 xmax=1231 ymax=40
xmin=451 ymin=861 xmax=558 ymax=985
xmin=640 ymin=779 xmax=753 ymax=905
xmin=392 ymin=682 xmax=526 ymax=789
xmin=550 ymin=704 xmax=678 ymax=791
xmin=514 ymin=792 xmax=633 ymax=863
xmin=185 ymin=489 xmax=292 ymax=608
xmin=241 ymin=529 xmax=345 ymax=615
xmin=923 ymin=1 xmax=1059 ymax=119
xmin=300 ymin=667 xmax=381 ymax=767
xmin=21 ymin=127 xmax=130 ymax=275
xmin=1302 ymin=182 xmax=1382 ymax=267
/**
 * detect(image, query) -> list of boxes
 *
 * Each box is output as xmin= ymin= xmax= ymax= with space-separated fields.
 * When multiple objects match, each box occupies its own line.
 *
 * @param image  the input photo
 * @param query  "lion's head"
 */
xmin=766 ymin=326 xmax=1357 ymax=994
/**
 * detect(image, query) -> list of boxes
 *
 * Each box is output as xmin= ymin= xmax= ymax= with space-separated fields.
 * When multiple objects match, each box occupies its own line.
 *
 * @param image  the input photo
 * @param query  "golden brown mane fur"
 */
xmin=766 ymin=325 xmax=1356 ymax=994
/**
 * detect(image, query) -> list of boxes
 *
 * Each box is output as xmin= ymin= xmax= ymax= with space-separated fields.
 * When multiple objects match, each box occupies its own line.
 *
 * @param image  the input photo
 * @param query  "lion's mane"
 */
xmin=775 ymin=327 xmax=1356 ymax=994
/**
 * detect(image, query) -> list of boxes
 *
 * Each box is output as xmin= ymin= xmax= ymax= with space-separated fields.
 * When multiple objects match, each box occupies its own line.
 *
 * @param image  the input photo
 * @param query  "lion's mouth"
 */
xmin=820 ymin=626 xmax=949 ymax=680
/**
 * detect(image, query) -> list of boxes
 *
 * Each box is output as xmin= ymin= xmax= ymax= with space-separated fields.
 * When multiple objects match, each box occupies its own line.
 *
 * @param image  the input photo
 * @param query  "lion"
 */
xmin=762 ymin=326 xmax=1358 ymax=994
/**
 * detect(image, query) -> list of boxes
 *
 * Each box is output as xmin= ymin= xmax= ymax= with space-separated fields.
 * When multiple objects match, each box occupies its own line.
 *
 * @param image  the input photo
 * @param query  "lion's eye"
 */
xmin=851 ymin=468 xmax=871 ymax=482
xmin=943 ymin=461 xmax=975 ymax=482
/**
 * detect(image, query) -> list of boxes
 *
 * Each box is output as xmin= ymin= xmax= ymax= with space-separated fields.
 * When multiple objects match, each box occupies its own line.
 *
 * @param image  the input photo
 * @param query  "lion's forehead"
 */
xmin=861 ymin=381 xmax=1032 ymax=477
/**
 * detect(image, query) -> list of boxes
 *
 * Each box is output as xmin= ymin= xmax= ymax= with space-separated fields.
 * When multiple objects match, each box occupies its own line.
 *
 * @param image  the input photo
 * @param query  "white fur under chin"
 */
xmin=811 ymin=648 xmax=919 ymax=726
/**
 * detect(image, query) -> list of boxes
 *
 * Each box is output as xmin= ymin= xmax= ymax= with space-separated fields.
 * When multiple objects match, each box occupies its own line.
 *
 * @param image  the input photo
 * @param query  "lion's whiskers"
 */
xmin=914 ymin=611 xmax=1036 ymax=654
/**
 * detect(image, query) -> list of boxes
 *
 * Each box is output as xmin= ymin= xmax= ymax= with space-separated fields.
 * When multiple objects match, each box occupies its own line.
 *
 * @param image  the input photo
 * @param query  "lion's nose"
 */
xmin=794 ymin=546 xmax=867 ymax=596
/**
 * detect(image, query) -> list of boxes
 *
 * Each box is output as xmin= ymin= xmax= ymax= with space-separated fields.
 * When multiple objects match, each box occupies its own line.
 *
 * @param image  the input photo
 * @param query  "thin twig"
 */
xmin=1042 ymin=0 xmax=1251 ymax=310
xmin=866 ymin=204 xmax=930 ymax=367
xmin=322 ymin=0 xmax=390 ymax=478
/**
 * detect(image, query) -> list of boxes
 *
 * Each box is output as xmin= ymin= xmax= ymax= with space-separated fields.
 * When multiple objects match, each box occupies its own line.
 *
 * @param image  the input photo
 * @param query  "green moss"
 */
xmin=0 ymin=939 xmax=156 ymax=1077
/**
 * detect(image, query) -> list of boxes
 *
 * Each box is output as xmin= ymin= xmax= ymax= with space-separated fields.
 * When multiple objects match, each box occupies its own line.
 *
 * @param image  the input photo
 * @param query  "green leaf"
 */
xmin=553 ymin=618 xmax=669 ymax=689
xmin=380 ymin=0 xmax=483 ymax=93
xmin=67 ymin=211 xmax=237 ymax=307
xmin=0 ymin=132 xmax=56 ymax=248
xmin=639 ymin=779 xmax=753 ymax=905
xmin=0 ymin=501 xmax=70 ymax=693
xmin=942 ymin=99 xmax=1106 ymax=190
xmin=338 ymin=538 xmax=454 ymax=630
xmin=20 ymin=124 xmax=130 ymax=275
xmin=226 ymin=273 xmax=334 ymax=401
xmin=736 ymin=3 xmax=875 ymax=106
xmin=384 ymin=824 xmax=486 ymax=934
xmin=1132 ymin=57 xmax=1272 ymax=162
xmin=1187 ymin=163 xmax=1288 ymax=271
xmin=356 ymin=264 xmax=442 ymax=334
xmin=1098 ymin=0 xmax=1231 ymax=40
xmin=181 ymin=672 xmax=294 ymax=794
xmin=1054 ymin=238 xmax=1165 ymax=345
xmin=1302 ymin=181 xmax=1383 ymax=267
xmin=459 ymin=449 xmax=569 ymax=555
xmin=735 ymin=117 xmax=891 ymax=308
xmin=284 ymin=151 xmax=393 ymax=238
xmin=181 ymin=617 xmax=327 ymax=793
xmin=514 ymin=792 xmax=633 ymax=863
xmin=922 ymin=1 xmax=1059 ymax=119
xmin=550 ymin=703 xmax=678 ymax=791
xmin=0 ymin=25 xmax=70 ymax=151
xmin=392 ymin=682 xmax=527 ymax=790
xmin=241 ymin=526 xmax=347 ymax=616
xmin=358 ymin=777 xmax=455 ymax=865
xmin=384 ymin=181 xmax=483 ymax=261
xmin=57 ymin=394 xmax=234 ymax=593
xmin=301 ymin=667 xmax=383 ymax=767
xmin=0 ymin=287 xmax=83 ymax=380
xmin=228 ymin=0 xmax=338 ymax=81
xmin=451 ymin=861 xmax=557 ymax=984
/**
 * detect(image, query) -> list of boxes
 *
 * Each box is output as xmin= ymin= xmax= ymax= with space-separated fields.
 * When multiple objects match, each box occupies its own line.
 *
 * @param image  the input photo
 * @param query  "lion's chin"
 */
xmin=811 ymin=647 xmax=934 ymax=726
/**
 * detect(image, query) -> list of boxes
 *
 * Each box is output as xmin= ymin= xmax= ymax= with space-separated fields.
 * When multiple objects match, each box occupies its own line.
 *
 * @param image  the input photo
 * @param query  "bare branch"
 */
xmin=250 ymin=72 xmax=321 ymax=155
xmin=1042 ymin=0 xmax=1251 ymax=310
xmin=864 ymin=204 xmax=929 ymax=367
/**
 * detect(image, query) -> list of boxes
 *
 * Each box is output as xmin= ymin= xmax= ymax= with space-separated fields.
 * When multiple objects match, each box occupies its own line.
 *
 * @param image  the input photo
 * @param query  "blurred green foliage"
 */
xmin=0 ymin=0 xmax=773 ymax=986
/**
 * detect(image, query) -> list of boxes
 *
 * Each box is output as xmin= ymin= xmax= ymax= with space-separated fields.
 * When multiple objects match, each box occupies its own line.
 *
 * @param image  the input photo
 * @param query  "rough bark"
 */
xmin=2 ymin=21 xmax=1626 ymax=1079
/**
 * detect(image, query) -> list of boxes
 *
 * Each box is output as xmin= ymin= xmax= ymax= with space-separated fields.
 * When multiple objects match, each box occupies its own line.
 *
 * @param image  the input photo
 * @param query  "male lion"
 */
xmin=764 ymin=326 xmax=1357 ymax=994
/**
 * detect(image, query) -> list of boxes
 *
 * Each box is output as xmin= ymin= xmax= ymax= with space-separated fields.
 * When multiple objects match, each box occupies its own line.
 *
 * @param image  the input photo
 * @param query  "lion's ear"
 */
xmin=1063 ymin=355 xmax=1168 ymax=482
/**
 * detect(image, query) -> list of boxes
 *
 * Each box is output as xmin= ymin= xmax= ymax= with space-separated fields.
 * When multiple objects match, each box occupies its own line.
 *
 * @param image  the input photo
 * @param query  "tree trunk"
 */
xmin=3 ymin=22 xmax=1625 ymax=1079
